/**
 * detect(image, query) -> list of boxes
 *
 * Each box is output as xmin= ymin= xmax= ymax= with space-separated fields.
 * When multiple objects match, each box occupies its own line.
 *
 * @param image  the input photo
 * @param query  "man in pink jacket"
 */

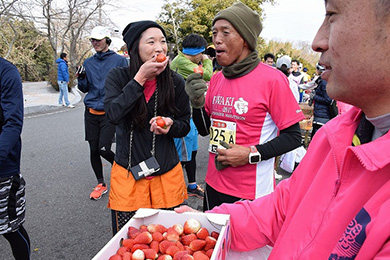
xmin=177 ymin=0 xmax=390 ymax=258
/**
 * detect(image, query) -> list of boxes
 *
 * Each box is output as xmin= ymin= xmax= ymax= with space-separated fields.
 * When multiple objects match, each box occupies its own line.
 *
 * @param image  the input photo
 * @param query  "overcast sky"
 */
xmin=111 ymin=0 xmax=325 ymax=44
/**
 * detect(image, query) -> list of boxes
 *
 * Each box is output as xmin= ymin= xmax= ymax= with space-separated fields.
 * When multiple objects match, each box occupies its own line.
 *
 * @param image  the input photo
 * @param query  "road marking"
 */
xmin=25 ymin=109 xmax=70 ymax=119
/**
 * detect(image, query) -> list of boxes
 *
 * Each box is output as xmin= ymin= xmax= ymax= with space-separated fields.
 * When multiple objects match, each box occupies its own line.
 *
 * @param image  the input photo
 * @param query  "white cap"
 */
xmin=276 ymin=55 xmax=292 ymax=69
xmin=88 ymin=26 xmax=111 ymax=40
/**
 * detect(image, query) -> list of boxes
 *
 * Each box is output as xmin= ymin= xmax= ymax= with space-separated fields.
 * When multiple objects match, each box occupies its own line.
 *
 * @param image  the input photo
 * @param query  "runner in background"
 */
xmin=170 ymin=33 xmax=213 ymax=199
xmin=77 ymin=26 xmax=128 ymax=200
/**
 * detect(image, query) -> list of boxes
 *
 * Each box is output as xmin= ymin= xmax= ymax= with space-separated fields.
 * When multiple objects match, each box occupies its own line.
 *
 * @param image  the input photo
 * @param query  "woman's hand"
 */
xmin=174 ymin=205 xmax=200 ymax=213
xmin=134 ymin=55 xmax=169 ymax=85
xmin=149 ymin=116 xmax=173 ymax=135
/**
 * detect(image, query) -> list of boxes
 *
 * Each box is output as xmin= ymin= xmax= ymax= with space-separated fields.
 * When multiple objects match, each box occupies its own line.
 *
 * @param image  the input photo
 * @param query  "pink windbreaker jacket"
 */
xmin=211 ymin=107 xmax=390 ymax=259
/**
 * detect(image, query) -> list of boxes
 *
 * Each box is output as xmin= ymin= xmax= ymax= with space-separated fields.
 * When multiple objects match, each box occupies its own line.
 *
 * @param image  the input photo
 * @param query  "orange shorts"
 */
xmin=108 ymin=162 xmax=188 ymax=212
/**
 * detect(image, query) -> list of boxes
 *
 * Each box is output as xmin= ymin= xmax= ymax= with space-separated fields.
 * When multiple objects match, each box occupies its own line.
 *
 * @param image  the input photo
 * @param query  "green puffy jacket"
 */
xmin=170 ymin=52 xmax=213 ymax=81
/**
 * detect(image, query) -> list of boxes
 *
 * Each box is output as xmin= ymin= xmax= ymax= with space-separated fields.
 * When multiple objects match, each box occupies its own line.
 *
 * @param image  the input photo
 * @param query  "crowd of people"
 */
xmin=3 ymin=0 xmax=390 ymax=259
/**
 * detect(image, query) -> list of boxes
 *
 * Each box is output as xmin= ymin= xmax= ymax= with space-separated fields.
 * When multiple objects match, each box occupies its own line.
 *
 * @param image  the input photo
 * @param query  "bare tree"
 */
xmin=0 ymin=0 xmax=18 ymax=16
xmin=0 ymin=0 xmax=20 ymax=58
xmin=2 ymin=0 xmax=120 ymax=69
xmin=36 ymin=0 xmax=105 ymax=68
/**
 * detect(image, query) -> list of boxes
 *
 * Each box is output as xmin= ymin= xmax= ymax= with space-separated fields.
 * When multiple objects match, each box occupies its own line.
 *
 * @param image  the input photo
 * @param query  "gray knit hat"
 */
xmin=212 ymin=2 xmax=262 ymax=51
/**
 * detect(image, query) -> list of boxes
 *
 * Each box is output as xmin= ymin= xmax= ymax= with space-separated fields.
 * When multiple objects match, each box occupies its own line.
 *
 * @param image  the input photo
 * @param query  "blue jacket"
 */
xmin=0 ymin=57 xmax=23 ymax=178
xmin=313 ymin=78 xmax=332 ymax=119
xmin=56 ymin=58 xmax=69 ymax=82
xmin=78 ymin=50 xmax=128 ymax=111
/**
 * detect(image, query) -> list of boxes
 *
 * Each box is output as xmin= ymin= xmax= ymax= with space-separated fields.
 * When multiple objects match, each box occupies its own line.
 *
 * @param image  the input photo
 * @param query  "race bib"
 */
xmin=209 ymin=118 xmax=236 ymax=153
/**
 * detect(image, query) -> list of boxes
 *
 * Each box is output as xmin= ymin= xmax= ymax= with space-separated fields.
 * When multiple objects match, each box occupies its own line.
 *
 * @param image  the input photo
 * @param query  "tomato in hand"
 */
xmin=156 ymin=116 xmax=167 ymax=129
xmin=193 ymin=64 xmax=203 ymax=76
xmin=156 ymin=53 xmax=167 ymax=62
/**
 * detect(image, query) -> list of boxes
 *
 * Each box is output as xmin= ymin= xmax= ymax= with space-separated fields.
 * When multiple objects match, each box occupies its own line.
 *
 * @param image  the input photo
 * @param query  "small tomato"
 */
xmin=156 ymin=116 xmax=166 ymax=129
xmin=156 ymin=53 xmax=167 ymax=62
xmin=193 ymin=64 xmax=203 ymax=76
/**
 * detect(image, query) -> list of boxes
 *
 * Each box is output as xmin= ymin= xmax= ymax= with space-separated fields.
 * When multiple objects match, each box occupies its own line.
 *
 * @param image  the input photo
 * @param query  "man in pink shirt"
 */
xmin=185 ymin=2 xmax=304 ymax=211
xmin=179 ymin=0 xmax=390 ymax=259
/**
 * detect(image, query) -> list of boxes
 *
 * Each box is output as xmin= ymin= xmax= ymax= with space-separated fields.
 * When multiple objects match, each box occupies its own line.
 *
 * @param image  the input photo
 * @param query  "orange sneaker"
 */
xmin=187 ymin=185 xmax=204 ymax=199
xmin=90 ymin=183 xmax=107 ymax=200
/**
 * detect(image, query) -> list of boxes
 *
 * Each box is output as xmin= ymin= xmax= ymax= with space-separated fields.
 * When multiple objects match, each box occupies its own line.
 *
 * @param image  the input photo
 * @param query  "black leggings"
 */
xmin=311 ymin=122 xmax=323 ymax=140
xmin=3 ymin=225 xmax=30 ymax=260
xmin=203 ymin=184 xmax=242 ymax=211
xmin=182 ymin=150 xmax=197 ymax=183
xmin=89 ymin=139 xmax=115 ymax=183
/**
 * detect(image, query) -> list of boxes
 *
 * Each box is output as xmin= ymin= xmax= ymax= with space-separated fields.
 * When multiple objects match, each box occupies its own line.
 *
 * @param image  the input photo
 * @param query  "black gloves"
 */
xmin=185 ymin=73 xmax=207 ymax=109
xmin=76 ymin=65 xmax=86 ymax=80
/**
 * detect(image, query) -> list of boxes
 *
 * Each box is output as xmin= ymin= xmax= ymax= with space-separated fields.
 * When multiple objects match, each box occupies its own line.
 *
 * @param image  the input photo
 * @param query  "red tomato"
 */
xmin=156 ymin=53 xmax=167 ymax=62
xmin=156 ymin=117 xmax=166 ymax=128
xmin=193 ymin=64 xmax=203 ymax=76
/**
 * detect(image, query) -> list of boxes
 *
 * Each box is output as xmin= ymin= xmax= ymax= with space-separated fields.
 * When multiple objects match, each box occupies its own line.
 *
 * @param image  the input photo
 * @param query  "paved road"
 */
xmin=0 ymin=105 xmax=208 ymax=260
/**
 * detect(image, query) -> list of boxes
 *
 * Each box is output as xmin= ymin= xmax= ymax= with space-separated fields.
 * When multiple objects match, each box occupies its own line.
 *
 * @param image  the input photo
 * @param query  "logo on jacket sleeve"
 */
xmin=328 ymin=208 xmax=371 ymax=260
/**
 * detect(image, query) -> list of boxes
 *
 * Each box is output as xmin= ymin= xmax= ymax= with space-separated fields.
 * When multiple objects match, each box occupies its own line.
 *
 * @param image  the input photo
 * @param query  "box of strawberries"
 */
xmin=92 ymin=208 xmax=231 ymax=260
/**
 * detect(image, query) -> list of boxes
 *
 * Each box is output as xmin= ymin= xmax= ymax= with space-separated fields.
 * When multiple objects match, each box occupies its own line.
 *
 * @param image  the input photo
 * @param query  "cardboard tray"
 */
xmin=92 ymin=208 xmax=231 ymax=260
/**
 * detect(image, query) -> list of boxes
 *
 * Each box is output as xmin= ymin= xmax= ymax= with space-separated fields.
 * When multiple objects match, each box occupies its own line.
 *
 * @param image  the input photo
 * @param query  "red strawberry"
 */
xmin=150 ymin=240 xmax=159 ymax=253
xmin=172 ymin=224 xmax=184 ymax=236
xmin=210 ymin=231 xmax=219 ymax=240
xmin=122 ymin=239 xmax=134 ymax=249
xmin=133 ymin=231 xmax=153 ymax=244
xmin=117 ymin=246 xmax=130 ymax=256
xmin=159 ymin=240 xmax=176 ymax=254
xmin=131 ymin=243 xmax=150 ymax=253
xmin=205 ymin=249 xmax=213 ymax=258
xmin=196 ymin=228 xmax=209 ymax=240
xmin=173 ymin=251 xmax=192 ymax=260
xmin=166 ymin=245 xmax=180 ymax=257
xmin=140 ymin=225 xmax=148 ymax=232
xmin=183 ymin=218 xmax=201 ymax=234
xmin=109 ymin=254 xmax=122 ymax=260
xmin=203 ymin=236 xmax=216 ymax=251
xmin=189 ymin=239 xmax=206 ymax=251
xmin=175 ymin=241 xmax=185 ymax=251
xmin=193 ymin=251 xmax=209 ymax=260
xmin=166 ymin=227 xmax=180 ymax=242
xmin=148 ymin=224 xmax=168 ymax=234
xmin=184 ymin=245 xmax=193 ymax=255
xmin=128 ymin=226 xmax=141 ymax=239
xmin=142 ymin=248 xmax=158 ymax=259
xmin=181 ymin=233 xmax=197 ymax=246
xmin=132 ymin=249 xmax=145 ymax=260
xmin=152 ymin=231 xmax=164 ymax=242
xmin=157 ymin=255 xmax=173 ymax=260
xmin=122 ymin=251 xmax=132 ymax=260
xmin=179 ymin=255 xmax=194 ymax=260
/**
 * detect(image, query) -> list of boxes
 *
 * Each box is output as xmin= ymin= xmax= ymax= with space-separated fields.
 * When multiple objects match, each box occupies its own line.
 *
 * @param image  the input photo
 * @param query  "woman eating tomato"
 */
xmin=104 ymin=20 xmax=191 ymax=234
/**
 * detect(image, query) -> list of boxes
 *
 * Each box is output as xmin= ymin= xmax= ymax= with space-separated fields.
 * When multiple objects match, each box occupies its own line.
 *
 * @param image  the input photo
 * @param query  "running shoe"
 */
xmin=187 ymin=185 xmax=204 ymax=199
xmin=90 ymin=183 xmax=107 ymax=200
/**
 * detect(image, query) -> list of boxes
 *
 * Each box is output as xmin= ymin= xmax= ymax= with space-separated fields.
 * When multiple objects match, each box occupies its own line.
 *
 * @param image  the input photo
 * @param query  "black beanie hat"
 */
xmin=212 ymin=2 xmax=262 ymax=51
xmin=122 ymin=20 xmax=166 ymax=51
